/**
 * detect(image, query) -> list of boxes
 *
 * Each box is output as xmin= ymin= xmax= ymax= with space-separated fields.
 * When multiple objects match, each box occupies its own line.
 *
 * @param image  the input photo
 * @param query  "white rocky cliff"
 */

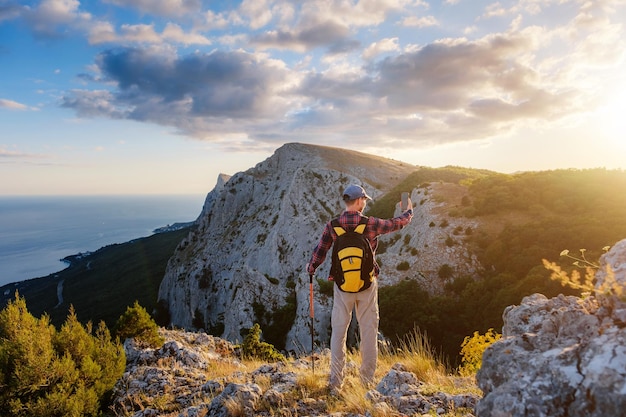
xmin=158 ymin=143 xmax=482 ymax=352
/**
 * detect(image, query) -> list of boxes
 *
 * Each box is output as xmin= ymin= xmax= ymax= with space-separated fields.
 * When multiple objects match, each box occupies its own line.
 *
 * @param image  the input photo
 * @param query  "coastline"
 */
xmin=0 ymin=195 xmax=203 ymax=287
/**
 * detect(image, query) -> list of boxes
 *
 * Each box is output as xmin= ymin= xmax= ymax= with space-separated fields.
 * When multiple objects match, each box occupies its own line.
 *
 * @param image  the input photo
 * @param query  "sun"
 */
xmin=595 ymin=88 xmax=626 ymax=150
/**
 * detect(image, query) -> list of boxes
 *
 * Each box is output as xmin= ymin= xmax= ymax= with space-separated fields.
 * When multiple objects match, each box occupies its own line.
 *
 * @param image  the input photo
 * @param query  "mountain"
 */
xmin=4 ymin=142 xmax=626 ymax=364
xmin=157 ymin=142 xmax=484 ymax=352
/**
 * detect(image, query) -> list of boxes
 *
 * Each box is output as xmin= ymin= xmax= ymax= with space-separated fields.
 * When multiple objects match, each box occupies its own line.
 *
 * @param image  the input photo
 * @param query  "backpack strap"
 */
xmin=331 ymin=219 xmax=346 ymax=237
xmin=353 ymin=216 xmax=368 ymax=235
xmin=331 ymin=216 xmax=368 ymax=236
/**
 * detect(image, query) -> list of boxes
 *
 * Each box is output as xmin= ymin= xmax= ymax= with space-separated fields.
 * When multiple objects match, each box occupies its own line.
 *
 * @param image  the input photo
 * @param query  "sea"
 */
xmin=0 ymin=195 xmax=206 ymax=287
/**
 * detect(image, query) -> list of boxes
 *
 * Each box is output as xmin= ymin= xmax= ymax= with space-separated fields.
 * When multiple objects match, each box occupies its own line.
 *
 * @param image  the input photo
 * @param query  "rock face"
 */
xmin=476 ymin=238 xmax=626 ymax=417
xmin=110 ymin=329 xmax=480 ymax=417
xmin=158 ymin=142 xmax=482 ymax=352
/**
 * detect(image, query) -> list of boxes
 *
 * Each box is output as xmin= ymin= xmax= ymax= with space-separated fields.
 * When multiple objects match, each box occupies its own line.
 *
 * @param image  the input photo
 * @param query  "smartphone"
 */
xmin=401 ymin=192 xmax=409 ymax=211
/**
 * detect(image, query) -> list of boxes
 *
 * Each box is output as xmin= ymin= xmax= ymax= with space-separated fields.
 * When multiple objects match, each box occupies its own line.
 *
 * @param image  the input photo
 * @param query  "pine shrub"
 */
xmin=113 ymin=300 xmax=164 ymax=348
xmin=0 ymin=293 xmax=125 ymax=417
xmin=240 ymin=323 xmax=285 ymax=362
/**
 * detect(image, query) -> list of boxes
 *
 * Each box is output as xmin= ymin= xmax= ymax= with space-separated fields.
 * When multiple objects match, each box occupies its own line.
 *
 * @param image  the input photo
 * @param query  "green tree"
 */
xmin=113 ymin=300 xmax=164 ymax=348
xmin=240 ymin=323 xmax=285 ymax=362
xmin=379 ymin=280 xmax=438 ymax=343
xmin=0 ymin=293 xmax=125 ymax=417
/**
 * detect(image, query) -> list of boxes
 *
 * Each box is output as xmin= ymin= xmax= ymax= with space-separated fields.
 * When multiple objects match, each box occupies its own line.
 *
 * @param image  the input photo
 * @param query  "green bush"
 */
xmin=317 ymin=278 xmax=334 ymax=297
xmin=193 ymin=308 xmax=205 ymax=329
xmin=438 ymin=264 xmax=454 ymax=279
xmin=396 ymin=261 xmax=410 ymax=271
xmin=113 ymin=300 xmax=164 ymax=348
xmin=0 ymin=293 xmax=125 ymax=417
xmin=265 ymin=275 xmax=280 ymax=285
xmin=240 ymin=323 xmax=285 ymax=362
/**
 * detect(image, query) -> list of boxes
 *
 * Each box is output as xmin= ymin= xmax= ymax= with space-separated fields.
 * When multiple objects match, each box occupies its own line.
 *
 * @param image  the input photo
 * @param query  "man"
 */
xmin=307 ymin=184 xmax=413 ymax=392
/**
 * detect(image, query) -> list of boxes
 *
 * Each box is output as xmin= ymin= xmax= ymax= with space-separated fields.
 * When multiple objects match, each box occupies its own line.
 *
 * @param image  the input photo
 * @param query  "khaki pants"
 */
xmin=329 ymin=278 xmax=379 ymax=388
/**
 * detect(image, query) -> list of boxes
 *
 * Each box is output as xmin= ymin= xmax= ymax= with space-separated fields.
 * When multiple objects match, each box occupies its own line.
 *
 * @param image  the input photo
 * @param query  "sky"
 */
xmin=1 ymin=0 xmax=625 ymax=196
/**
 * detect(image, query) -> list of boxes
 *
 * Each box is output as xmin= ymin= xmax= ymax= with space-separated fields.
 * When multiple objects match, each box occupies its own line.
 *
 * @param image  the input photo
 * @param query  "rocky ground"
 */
xmin=110 ymin=239 xmax=626 ymax=417
xmin=110 ymin=329 xmax=479 ymax=417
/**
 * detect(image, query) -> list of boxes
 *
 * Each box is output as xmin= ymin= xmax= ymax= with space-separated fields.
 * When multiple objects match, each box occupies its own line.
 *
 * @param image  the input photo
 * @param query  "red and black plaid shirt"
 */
xmin=307 ymin=209 xmax=413 ymax=278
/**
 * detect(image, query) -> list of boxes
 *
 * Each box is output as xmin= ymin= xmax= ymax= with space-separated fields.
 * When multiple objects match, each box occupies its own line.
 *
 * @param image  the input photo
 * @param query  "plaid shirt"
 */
xmin=307 ymin=208 xmax=413 ymax=278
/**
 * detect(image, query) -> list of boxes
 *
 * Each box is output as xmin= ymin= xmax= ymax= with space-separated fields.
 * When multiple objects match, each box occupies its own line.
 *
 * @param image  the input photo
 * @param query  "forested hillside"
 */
xmin=375 ymin=167 xmax=626 ymax=363
xmin=0 ymin=227 xmax=192 ymax=329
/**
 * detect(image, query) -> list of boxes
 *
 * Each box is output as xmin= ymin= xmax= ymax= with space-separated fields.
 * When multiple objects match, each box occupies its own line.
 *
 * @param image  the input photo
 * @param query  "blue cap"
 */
xmin=343 ymin=184 xmax=372 ymax=201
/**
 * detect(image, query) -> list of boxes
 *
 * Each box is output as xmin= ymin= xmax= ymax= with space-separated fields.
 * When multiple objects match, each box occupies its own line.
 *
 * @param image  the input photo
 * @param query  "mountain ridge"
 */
xmin=3 ymin=143 xmax=626 ymax=365
xmin=157 ymin=142 xmax=483 ymax=352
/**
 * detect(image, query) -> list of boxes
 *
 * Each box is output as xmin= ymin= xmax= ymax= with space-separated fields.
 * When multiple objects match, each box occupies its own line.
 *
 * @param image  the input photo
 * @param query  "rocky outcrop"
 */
xmin=158 ymin=143 xmax=483 ymax=352
xmin=110 ymin=329 xmax=480 ymax=417
xmin=476 ymin=239 xmax=626 ymax=417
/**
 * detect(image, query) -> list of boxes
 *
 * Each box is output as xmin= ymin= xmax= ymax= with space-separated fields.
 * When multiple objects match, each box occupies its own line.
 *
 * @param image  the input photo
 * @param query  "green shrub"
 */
xmin=438 ymin=264 xmax=454 ymax=279
xmin=265 ymin=274 xmax=279 ymax=285
xmin=0 ymin=293 xmax=125 ymax=417
xmin=317 ymin=278 xmax=334 ymax=297
xmin=113 ymin=300 xmax=164 ymax=348
xmin=396 ymin=261 xmax=410 ymax=271
xmin=240 ymin=323 xmax=285 ymax=362
xmin=193 ymin=308 xmax=205 ymax=329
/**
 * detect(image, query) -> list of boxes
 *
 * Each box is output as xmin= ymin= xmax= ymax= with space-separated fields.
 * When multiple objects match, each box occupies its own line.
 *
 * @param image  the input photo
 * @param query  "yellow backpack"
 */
xmin=330 ymin=217 xmax=374 ymax=292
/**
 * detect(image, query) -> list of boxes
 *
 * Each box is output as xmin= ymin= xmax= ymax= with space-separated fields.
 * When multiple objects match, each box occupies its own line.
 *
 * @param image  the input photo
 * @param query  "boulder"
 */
xmin=476 ymin=238 xmax=626 ymax=417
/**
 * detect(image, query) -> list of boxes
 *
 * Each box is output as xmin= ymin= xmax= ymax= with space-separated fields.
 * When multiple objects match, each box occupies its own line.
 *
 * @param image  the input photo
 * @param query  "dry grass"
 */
xmin=209 ymin=329 xmax=479 ymax=416
xmin=379 ymin=333 xmax=448 ymax=383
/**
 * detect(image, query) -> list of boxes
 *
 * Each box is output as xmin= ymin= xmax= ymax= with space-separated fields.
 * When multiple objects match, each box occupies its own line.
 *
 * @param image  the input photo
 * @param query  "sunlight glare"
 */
xmin=595 ymin=88 xmax=626 ymax=150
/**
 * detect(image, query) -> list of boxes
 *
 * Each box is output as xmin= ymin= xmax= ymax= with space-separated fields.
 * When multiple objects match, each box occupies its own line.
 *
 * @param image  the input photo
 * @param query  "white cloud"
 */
xmin=119 ymin=24 xmax=162 ymax=43
xmin=400 ymin=15 xmax=439 ymax=27
xmin=238 ymin=0 xmax=276 ymax=30
xmin=23 ymin=0 xmax=92 ymax=37
xmin=482 ymin=2 xmax=508 ymax=19
xmin=196 ymin=9 xmax=231 ymax=31
xmin=362 ymin=37 xmax=400 ymax=60
xmin=88 ymin=21 xmax=211 ymax=46
xmin=88 ymin=21 xmax=118 ymax=44
xmin=0 ymin=146 xmax=41 ymax=160
xmin=103 ymin=0 xmax=202 ymax=17
xmin=162 ymin=23 xmax=212 ymax=45
xmin=0 ymin=98 xmax=30 ymax=110
xmin=17 ymin=0 xmax=625 ymax=153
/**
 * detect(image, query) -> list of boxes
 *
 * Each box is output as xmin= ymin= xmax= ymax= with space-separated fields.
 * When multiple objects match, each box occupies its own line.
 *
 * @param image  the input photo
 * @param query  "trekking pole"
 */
xmin=309 ymin=273 xmax=315 ymax=374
